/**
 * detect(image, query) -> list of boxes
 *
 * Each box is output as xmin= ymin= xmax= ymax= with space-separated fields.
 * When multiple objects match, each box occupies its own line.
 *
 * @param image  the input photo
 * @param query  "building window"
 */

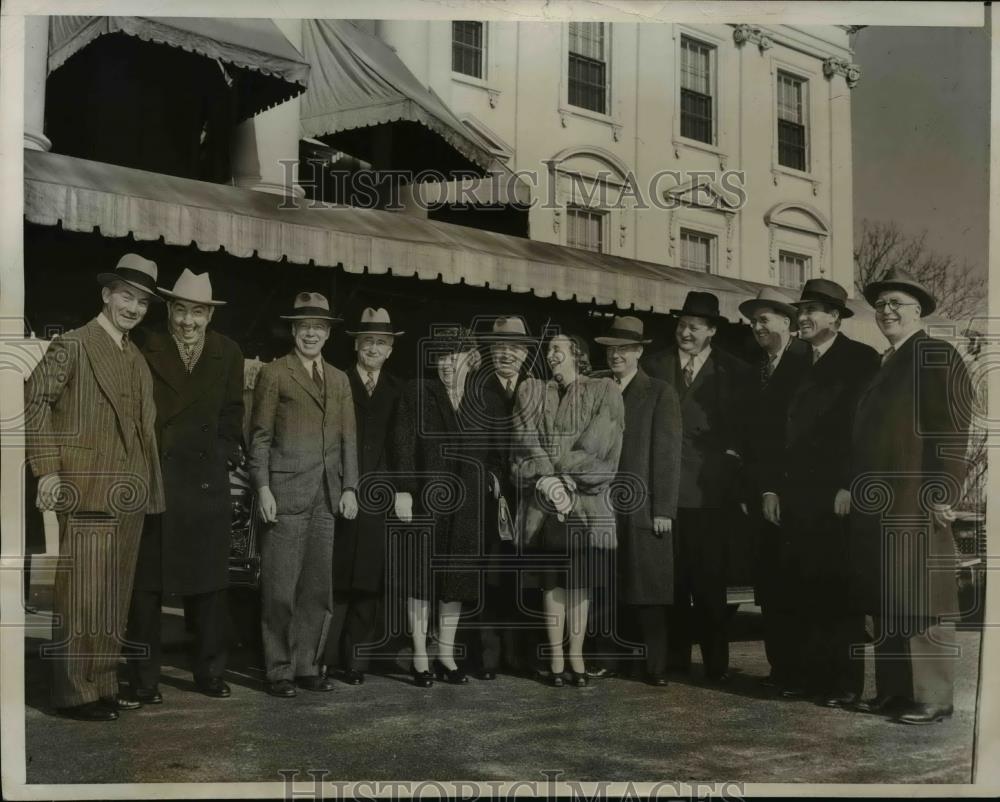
xmin=567 ymin=206 xmax=606 ymax=253
xmin=680 ymin=36 xmax=714 ymax=144
xmin=568 ymin=22 xmax=608 ymax=114
xmin=452 ymin=21 xmax=485 ymax=79
xmin=680 ymin=229 xmax=715 ymax=273
xmin=777 ymin=71 xmax=808 ymax=171
xmin=778 ymin=251 xmax=811 ymax=290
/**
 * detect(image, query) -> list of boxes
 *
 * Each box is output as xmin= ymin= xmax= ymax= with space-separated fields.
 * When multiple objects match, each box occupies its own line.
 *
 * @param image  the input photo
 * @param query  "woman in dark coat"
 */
xmin=393 ymin=327 xmax=488 ymax=687
xmin=511 ymin=333 xmax=625 ymax=687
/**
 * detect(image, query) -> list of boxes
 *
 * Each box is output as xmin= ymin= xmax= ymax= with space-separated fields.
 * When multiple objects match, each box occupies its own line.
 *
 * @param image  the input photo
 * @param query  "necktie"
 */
xmin=683 ymin=356 xmax=695 ymax=387
xmin=505 ymin=378 xmax=515 ymax=398
xmin=365 ymin=371 xmax=376 ymax=396
xmin=812 ymin=348 xmax=821 ymax=366
xmin=312 ymin=361 xmax=324 ymax=390
xmin=881 ymin=346 xmax=895 ymax=366
xmin=761 ymin=357 xmax=774 ymax=386
xmin=120 ymin=332 xmax=130 ymax=352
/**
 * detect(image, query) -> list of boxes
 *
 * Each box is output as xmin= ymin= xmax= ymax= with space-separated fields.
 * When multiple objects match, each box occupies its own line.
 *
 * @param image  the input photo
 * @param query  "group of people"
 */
xmin=25 ymin=252 xmax=973 ymax=728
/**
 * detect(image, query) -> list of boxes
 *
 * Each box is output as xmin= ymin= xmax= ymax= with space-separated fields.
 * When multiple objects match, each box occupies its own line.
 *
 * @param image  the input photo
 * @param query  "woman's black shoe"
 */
xmin=569 ymin=671 xmax=589 ymax=688
xmin=409 ymin=666 xmax=434 ymax=688
xmin=433 ymin=660 xmax=468 ymax=684
xmin=547 ymin=672 xmax=566 ymax=688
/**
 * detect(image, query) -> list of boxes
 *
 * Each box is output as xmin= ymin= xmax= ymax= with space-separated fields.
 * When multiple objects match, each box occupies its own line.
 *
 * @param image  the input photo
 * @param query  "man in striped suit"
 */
xmin=25 ymin=254 xmax=165 ymax=721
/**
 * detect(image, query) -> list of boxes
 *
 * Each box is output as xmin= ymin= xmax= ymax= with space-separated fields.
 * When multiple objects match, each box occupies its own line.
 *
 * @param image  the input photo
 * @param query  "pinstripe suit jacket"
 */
xmin=248 ymin=352 xmax=359 ymax=516
xmin=24 ymin=317 xmax=165 ymax=515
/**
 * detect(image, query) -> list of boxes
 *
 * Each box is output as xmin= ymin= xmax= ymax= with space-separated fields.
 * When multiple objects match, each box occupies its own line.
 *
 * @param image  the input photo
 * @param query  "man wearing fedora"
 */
xmin=249 ymin=292 xmax=359 ymax=698
xmin=738 ymin=288 xmax=811 ymax=690
xmin=597 ymin=316 xmax=682 ymax=686
xmin=25 ymin=253 xmax=165 ymax=721
xmin=126 ymin=269 xmax=244 ymax=703
xmin=473 ymin=316 xmax=538 ymax=680
xmin=325 ymin=308 xmax=405 ymax=685
xmin=643 ymin=291 xmax=751 ymax=682
xmin=849 ymin=269 xmax=973 ymax=724
xmin=758 ymin=278 xmax=879 ymax=705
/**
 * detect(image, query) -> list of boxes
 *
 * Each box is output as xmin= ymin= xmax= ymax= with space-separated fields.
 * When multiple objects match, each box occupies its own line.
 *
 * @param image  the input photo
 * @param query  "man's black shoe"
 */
xmin=646 ymin=674 xmax=669 ymax=687
xmin=585 ymin=667 xmax=619 ymax=679
xmin=853 ymin=694 xmax=909 ymax=715
xmin=132 ymin=686 xmax=163 ymax=705
xmin=102 ymin=695 xmax=141 ymax=711
xmin=58 ymin=701 xmax=118 ymax=721
xmin=475 ymin=671 xmax=498 ymax=681
xmin=342 ymin=669 xmax=364 ymax=685
xmin=894 ymin=702 xmax=954 ymax=725
xmin=266 ymin=679 xmax=297 ymax=698
xmin=296 ymin=674 xmax=336 ymax=692
xmin=821 ymin=690 xmax=861 ymax=709
xmin=196 ymin=677 xmax=231 ymax=698
xmin=780 ymin=686 xmax=806 ymax=699
xmin=706 ymin=672 xmax=730 ymax=685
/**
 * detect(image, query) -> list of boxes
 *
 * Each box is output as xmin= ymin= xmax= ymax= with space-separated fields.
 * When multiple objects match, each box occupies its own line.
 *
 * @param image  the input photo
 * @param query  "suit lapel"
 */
xmin=82 ymin=319 xmax=127 ymax=434
xmin=858 ymin=330 xmax=921 ymax=408
xmin=686 ymin=350 xmax=715 ymax=398
xmin=287 ymin=353 xmax=324 ymax=410
xmin=143 ymin=330 xmax=189 ymax=399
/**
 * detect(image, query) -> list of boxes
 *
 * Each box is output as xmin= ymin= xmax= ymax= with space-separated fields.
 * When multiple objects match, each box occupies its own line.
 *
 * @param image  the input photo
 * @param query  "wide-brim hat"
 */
xmin=96 ymin=253 xmax=163 ymax=301
xmin=595 ymin=315 xmax=652 ymax=345
xmin=670 ymin=291 xmax=725 ymax=324
xmin=482 ymin=316 xmax=536 ymax=345
xmin=863 ymin=267 xmax=937 ymax=317
xmin=280 ymin=291 xmax=342 ymax=322
xmin=739 ymin=287 xmax=799 ymax=329
xmin=791 ymin=278 xmax=854 ymax=319
xmin=346 ymin=307 xmax=404 ymax=336
xmin=428 ymin=325 xmax=479 ymax=354
xmin=157 ymin=268 xmax=226 ymax=306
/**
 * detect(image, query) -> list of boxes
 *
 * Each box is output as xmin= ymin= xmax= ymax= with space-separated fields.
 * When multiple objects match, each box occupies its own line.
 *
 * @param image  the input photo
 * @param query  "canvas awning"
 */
xmin=300 ymin=19 xmax=495 ymax=177
xmin=48 ymin=16 xmax=310 ymax=120
xmin=24 ymin=150 xmax=894 ymax=348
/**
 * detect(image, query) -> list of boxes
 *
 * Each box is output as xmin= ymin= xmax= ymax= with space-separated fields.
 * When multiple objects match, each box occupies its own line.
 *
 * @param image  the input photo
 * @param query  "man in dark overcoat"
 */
xmin=597 ymin=316 xmax=681 ymax=686
xmin=738 ymin=287 xmax=811 ymax=689
xmin=127 ymin=269 xmax=244 ymax=702
xmin=325 ymin=308 xmax=405 ymax=685
xmin=759 ymin=278 xmax=879 ymax=706
xmin=25 ymin=253 xmax=165 ymax=721
xmin=643 ymin=291 xmax=751 ymax=682
xmin=849 ymin=268 xmax=973 ymax=724
xmin=249 ymin=292 xmax=359 ymax=698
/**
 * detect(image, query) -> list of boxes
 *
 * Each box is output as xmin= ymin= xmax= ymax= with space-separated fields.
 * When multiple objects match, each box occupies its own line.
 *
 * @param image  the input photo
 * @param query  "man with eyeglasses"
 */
xmin=644 ymin=292 xmax=751 ymax=683
xmin=249 ymin=292 xmax=359 ymax=699
xmin=758 ymin=278 xmax=880 ymax=706
xmin=849 ymin=268 xmax=973 ymax=725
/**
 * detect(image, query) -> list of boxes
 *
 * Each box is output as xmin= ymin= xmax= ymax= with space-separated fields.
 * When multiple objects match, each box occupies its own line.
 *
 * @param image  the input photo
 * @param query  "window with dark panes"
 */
xmin=680 ymin=229 xmax=715 ymax=273
xmin=568 ymin=22 xmax=608 ymax=114
xmin=567 ymin=206 xmax=606 ymax=253
xmin=680 ymin=36 xmax=714 ymax=144
xmin=777 ymin=71 xmax=807 ymax=171
xmin=452 ymin=21 xmax=485 ymax=79
xmin=778 ymin=251 xmax=810 ymax=290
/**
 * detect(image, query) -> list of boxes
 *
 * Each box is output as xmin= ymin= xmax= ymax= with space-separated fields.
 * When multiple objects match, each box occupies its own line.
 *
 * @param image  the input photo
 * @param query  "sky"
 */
xmin=851 ymin=25 xmax=989 ymax=278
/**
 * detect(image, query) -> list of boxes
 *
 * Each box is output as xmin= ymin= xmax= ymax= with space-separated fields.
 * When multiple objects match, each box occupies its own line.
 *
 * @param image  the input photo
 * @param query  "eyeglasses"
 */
xmin=873 ymin=299 xmax=920 ymax=313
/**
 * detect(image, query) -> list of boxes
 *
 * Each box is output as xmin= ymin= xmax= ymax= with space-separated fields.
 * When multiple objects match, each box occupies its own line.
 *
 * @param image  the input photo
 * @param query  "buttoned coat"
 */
xmin=761 ymin=333 xmax=880 ymax=603
xmin=615 ymin=369 xmax=682 ymax=605
xmin=332 ymin=366 xmax=404 ymax=594
xmin=643 ymin=346 xmax=751 ymax=510
xmin=134 ymin=328 xmax=244 ymax=595
xmin=248 ymin=352 xmax=359 ymax=515
xmin=510 ymin=375 xmax=625 ymax=548
xmin=25 ymin=317 xmax=165 ymax=515
xmin=849 ymin=330 xmax=973 ymax=623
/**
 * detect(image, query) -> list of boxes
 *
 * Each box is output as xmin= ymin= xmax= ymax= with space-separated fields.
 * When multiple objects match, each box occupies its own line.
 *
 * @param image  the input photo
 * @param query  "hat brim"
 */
xmin=790 ymin=299 xmax=854 ymax=318
xmin=96 ymin=273 xmax=163 ymax=301
xmin=346 ymin=329 xmax=405 ymax=337
xmin=863 ymin=281 xmax=937 ymax=317
xmin=158 ymin=288 xmax=227 ymax=306
xmin=594 ymin=336 xmax=652 ymax=346
xmin=739 ymin=299 xmax=800 ymax=324
xmin=670 ymin=309 xmax=725 ymax=324
xmin=280 ymin=314 xmax=342 ymax=322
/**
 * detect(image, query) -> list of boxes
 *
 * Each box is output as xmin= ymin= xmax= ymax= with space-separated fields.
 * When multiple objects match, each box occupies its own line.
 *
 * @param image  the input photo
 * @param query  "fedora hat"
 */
xmin=280 ymin=292 xmax=342 ymax=322
xmin=863 ymin=267 xmax=937 ymax=317
xmin=96 ymin=253 xmax=162 ymax=300
xmin=594 ymin=315 xmax=652 ymax=346
xmin=791 ymin=278 xmax=854 ymax=319
xmin=670 ymin=291 xmax=725 ymax=324
xmin=158 ymin=268 xmax=226 ymax=306
xmin=739 ymin=287 xmax=799 ymax=329
xmin=346 ymin=307 xmax=404 ymax=337
xmin=484 ymin=316 xmax=536 ymax=344
xmin=428 ymin=324 xmax=479 ymax=353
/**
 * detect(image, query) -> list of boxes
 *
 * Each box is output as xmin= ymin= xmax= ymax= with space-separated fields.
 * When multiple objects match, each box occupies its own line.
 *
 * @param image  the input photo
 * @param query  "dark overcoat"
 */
xmin=760 ymin=333 xmax=880 ymax=608
xmin=848 ymin=330 xmax=973 ymax=623
xmin=393 ymin=377 xmax=490 ymax=604
xmin=643 ymin=346 xmax=751 ymax=510
xmin=332 ymin=366 xmax=404 ymax=594
xmin=135 ymin=328 xmax=244 ymax=595
xmin=615 ymin=369 xmax=682 ymax=605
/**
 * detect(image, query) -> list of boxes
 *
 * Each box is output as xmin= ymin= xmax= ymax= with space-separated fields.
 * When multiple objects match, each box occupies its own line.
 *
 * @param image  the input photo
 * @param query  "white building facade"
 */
xmin=374 ymin=20 xmax=860 ymax=294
